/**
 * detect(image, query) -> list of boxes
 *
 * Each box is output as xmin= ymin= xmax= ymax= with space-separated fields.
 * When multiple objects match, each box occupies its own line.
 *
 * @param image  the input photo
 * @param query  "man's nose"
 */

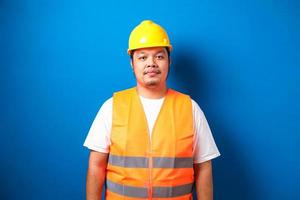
xmin=146 ymin=57 xmax=157 ymax=68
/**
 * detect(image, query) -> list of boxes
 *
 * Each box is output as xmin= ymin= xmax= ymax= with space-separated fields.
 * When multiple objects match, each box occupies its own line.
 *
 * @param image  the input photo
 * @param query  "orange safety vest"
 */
xmin=106 ymin=87 xmax=194 ymax=200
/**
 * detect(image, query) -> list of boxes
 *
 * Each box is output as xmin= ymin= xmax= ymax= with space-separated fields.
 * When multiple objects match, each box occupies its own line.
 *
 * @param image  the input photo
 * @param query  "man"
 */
xmin=84 ymin=20 xmax=220 ymax=200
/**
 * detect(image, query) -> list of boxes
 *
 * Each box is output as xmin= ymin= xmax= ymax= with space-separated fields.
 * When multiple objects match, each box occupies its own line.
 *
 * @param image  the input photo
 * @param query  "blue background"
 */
xmin=1 ymin=0 xmax=299 ymax=199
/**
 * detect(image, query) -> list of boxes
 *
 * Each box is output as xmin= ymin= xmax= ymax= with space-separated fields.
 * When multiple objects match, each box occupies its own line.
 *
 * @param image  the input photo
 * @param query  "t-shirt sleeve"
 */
xmin=192 ymin=99 xmax=221 ymax=163
xmin=83 ymin=98 xmax=112 ymax=153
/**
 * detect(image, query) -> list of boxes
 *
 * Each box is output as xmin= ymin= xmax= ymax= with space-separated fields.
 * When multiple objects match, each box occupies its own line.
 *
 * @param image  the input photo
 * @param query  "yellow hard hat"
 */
xmin=127 ymin=20 xmax=172 ymax=55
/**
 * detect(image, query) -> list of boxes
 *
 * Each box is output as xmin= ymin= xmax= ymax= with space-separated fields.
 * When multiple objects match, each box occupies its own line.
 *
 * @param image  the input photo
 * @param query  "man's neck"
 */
xmin=136 ymin=84 xmax=168 ymax=99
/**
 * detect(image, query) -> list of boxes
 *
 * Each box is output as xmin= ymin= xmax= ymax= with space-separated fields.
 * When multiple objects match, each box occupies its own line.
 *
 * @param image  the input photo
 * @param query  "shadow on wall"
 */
xmin=171 ymin=46 xmax=258 ymax=200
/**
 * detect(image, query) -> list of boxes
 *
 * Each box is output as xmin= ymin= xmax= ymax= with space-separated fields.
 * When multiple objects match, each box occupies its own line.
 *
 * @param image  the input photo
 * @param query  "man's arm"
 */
xmin=194 ymin=160 xmax=213 ymax=200
xmin=86 ymin=151 xmax=108 ymax=200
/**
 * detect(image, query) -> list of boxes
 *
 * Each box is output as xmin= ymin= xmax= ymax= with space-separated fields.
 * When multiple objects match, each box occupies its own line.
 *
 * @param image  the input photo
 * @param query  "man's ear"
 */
xmin=130 ymin=59 xmax=133 ymax=69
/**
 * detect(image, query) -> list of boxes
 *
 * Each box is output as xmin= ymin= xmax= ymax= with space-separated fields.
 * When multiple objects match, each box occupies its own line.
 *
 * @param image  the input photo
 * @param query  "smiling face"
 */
xmin=131 ymin=47 xmax=170 ymax=90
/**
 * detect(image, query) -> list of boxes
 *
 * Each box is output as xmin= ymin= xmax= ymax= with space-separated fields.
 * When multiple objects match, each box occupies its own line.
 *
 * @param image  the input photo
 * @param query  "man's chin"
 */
xmin=145 ymin=81 xmax=159 ymax=87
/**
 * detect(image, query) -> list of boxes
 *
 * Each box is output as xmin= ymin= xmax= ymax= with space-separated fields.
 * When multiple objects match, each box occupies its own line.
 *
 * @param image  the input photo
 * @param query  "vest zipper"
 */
xmin=148 ymin=150 xmax=153 ymax=200
xmin=136 ymin=87 xmax=169 ymax=200
xmin=148 ymin=120 xmax=153 ymax=200
xmin=147 ymin=89 xmax=168 ymax=200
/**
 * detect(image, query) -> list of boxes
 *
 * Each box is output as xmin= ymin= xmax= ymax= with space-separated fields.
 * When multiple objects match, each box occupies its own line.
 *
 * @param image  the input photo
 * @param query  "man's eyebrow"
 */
xmin=155 ymin=51 xmax=165 ymax=54
xmin=136 ymin=50 xmax=166 ymax=55
xmin=136 ymin=52 xmax=146 ymax=55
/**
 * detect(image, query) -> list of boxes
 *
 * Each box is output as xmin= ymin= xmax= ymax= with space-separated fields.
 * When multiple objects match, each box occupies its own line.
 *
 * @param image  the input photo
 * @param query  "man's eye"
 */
xmin=139 ymin=56 xmax=146 ymax=61
xmin=156 ymin=55 xmax=164 ymax=59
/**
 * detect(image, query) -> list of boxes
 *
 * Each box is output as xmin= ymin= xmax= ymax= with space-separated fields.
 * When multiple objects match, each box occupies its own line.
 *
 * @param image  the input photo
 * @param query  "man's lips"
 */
xmin=143 ymin=69 xmax=161 ymax=75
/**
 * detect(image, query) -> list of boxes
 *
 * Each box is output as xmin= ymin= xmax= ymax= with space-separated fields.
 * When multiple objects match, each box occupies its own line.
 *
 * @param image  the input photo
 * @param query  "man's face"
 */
xmin=131 ymin=47 xmax=170 ymax=88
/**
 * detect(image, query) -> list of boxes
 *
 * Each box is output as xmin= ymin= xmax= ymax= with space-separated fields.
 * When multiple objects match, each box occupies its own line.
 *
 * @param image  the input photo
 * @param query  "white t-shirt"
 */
xmin=84 ymin=96 xmax=220 ymax=163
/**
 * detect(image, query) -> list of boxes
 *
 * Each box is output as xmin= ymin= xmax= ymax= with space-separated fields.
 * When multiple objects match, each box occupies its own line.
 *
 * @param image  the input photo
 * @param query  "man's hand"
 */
xmin=86 ymin=151 xmax=108 ymax=200
xmin=194 ymin=160 xmax=213 ymax=200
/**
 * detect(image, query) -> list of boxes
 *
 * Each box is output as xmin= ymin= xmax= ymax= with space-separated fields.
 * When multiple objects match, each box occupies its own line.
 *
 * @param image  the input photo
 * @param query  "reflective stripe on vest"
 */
xmin=108 ymin=154 xmax=193 ymax=168
xmin=106 ymin=179 xmax=194 ymax=198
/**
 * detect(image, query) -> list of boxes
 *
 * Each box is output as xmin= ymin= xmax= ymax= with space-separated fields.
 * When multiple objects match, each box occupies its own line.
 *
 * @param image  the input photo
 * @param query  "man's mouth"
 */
xmin=144 ymin=69 xmax=161 ymax=75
